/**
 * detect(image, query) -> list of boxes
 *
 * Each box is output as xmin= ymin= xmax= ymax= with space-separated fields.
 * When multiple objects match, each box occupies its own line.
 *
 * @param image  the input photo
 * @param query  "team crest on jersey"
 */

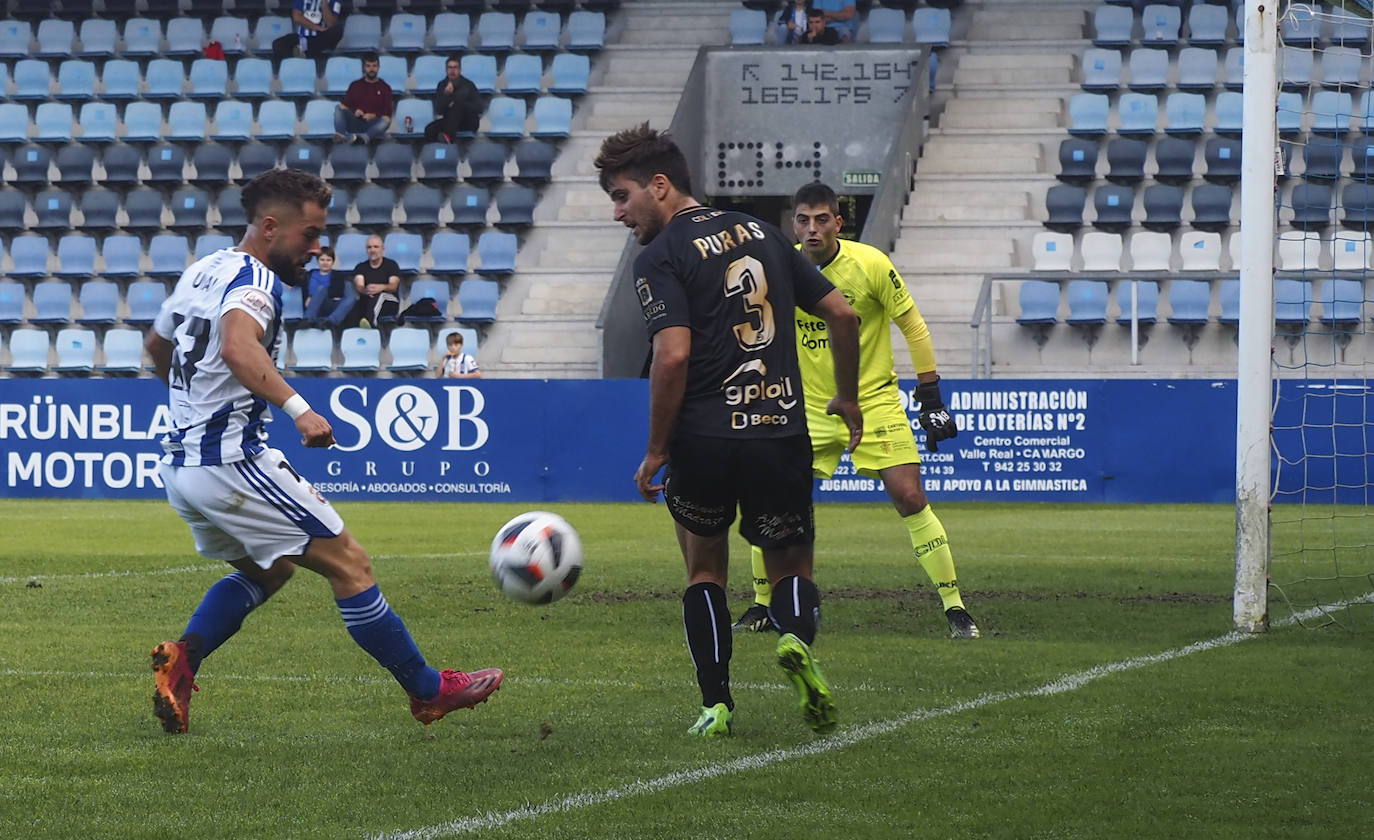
xmin=635 ymin=276 xmax=653 ymax=305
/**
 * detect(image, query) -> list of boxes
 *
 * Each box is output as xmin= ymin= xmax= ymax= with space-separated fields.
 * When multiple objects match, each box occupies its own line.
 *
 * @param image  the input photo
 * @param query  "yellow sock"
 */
xmin=904 ymin=506 xmax=964 ymax=611
xmin=749 ymin=544 xmax=771 ymax=607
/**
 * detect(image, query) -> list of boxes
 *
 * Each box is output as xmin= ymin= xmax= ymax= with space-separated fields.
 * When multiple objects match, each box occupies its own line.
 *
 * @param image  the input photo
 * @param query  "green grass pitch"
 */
xmin=1 ymin=499 xmax=1371 ymax=839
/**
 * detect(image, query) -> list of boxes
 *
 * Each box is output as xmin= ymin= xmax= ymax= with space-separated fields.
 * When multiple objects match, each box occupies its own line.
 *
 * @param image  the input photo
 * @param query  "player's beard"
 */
xmin=268 ymin=246 xmax=308 ymax=287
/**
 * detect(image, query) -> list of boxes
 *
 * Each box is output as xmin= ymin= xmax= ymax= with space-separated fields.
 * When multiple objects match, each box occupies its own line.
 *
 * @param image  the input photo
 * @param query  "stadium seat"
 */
xmin=56 ymin=60 xmax=97 ymax=102
xmin=373 ymin=143 xmax=416 ymax=184
xmin=277 ymin=58 xmax=318 ymax=101
xmin=255 ymin=101 xmax=298 ymax=142
xmin=283 ymin=142 xmax=323 ymax=176
xmin=1179 ymin=231 xmax=1223 ymax=272
xmin=124 ymin=188 xmax=166 ymax=231
xmin=101 ymin=236 xmax=143 ymax=278
xmin=1030 ymin=232 xmax=1073 ymax=272
xmin=323 ymin=57 xmax=359 ymax=97
xmin=467 ymin=140 xmax=510 ymax=184
xmin=1277 ymin=230 xmax=1324 ymax=272
xmin=339 ymin=15 xmax=382 ymax=54
xmin=55 ymin=234 xmax=97 ymax=279
xmin=1202 ymin=137 xmax=1242 ymax=184
xmin=866 ymin=7 xmax=907 ymax=44
xmin=279 ymin=285 xmax=304 ymax=325
xmin=1174 ymin=48 xmax=1218 ymax=93
xmin=209 ymin=101 xmax=253 ymax=143
xmin=355 ymin=186 xmax=397 ymax=229
xmin=209 ymin=16 xmax=250 ymax=56
xmin=76 ymin=282 xmax=119 ymax=326
xmin=1045 ymin=184 xmax=1087 ymax=231
xmin=78 ymin=103 xmax=117 ymax=143
xmin=290 ymin=329 xmax=334 ymax=373
xmin=384 ymin=231 xmax=424 ymax=274
xmin=231 ymin=58 xmax=274 ymax=101
xmin=1274 ymin=278 xmax=1313 ymax=326
xmin=165 ymin=19 xmax=205 ymax=58
xmin=386 ymin=13 xmax=427 ymax=53
xmin=301 ymin=100 xmax=338 ymax=141
xmin=1147 ymin=137 xmax=1193 ymax=185
xmin=215 ymin=188 xmax=247 ymax=233
xmin=34 ymin=103 xmax=74 ymax=144
xmin=430 ymin=231 xmax=471 ymax=275
xmin=54 ymin=145 xmax=95 ymax=186
xmin=1056 ymin=138 xmax=1099 ymax=184
xmin=451 ymin=184 xmax=491 ymax=227
xmin=503 ymin=54 xmax=544 ymax=96
xmin=417 ymin=143 xmax=460 ymax=183
xmin=1334 ymin=231 xmax=1373 ymax=271
xmin=1288 ymin=183 xmax=1333 ymax=230
xmin=1341 ymin=183 xmax=1374 ymax=229
xmin=1092 ymin=184 xmax=1134 ymax=231
xmin=729 ymin=9 xmax=766 ymax=45
xmin=1116 ymin=279 xmax=1159 ymax=325
xmin=148 ymin=234 xmax=190 ymax=278
xmin=1016 ymin=280 xmax=1060 ymax=325
xmin=1116 ymin=93 xmax=1158 ymax=135
xmin=36 ymin=19 xmax=74 ymax=57
xmin=458 ymin=277 xmax=500 ymax=322
xmin=1141 ymin=184 xmax=1184 ymax=231
xmin=1127 ymin=49 xmax=1168 ymax=93
xmin=1140 ymin=4 xmax=1181 ymax=47
xmin=1303 ymin=137 xmax=1345 ymax=182
xmin=1311 ymin=91 xmax=1355 ymax=135
xmin=0 ymin=190 xmax=25 ymax=232
xmin=1319 ymin=278 xmax=1366 ymax=328
xmin=1213 ymin=91 xmax=1244 ymax=136
xmin=513 ymin=140 xmax=557 ymax=185
xmin=251 ymin=16 xmax=292 ymax=55
xmin=531 ymin=97 xmax=572 ymax=139
xmin=237 ymin=143 xmax=278 ymax=183
xmin=566 ymin=11 xmax=606 ymax=51
xmin=413 ymin=55 xmax=449 ymax=93
xmin=1189 ymin=183 xmax=1234 ymax=231
xmin=0 ymin=281 xmax=23 ymax=324
xmin=522 ymin=11 xmax=562 ymax=52
xmin=120 ymin=18 xmax=161 ymax=57
xmin=1080 ymin=48 xmax=1121 ymax=92
xmin=1069 ymin=93 xmax=1110 ymax=136
xmin=12 ymin=60 xmax=51 ymax=101
xmin=1331 ymin=6 xmax=1374 ymax=48
xmin=6 ymin=329 xmax=50 ymax=375
xmin=326 ymin=188 xmax=351 ymax=228
xmin=195 ymin=233 xmax=234 ymax=260
xmin=400 ymin=185 xmax=442 ymax=229
xmin=392 ymin=99 xmax=432 ymax=139
xmin=1320 ymin=46 xmax=1363 ymax=90
xmin=462 ymin=54 xmax=499 ymax=95
xmin=1166 ymin=279 xmax=1211 ymax=326
xmin=476 ymin=232 xmax=517 ymax=275
xmin=378 ymin=55 xmax=409 ymax=95
xmin=9 ymin=236 xmax=51 ymax=278
xmin=335 ymin=233 xmax=369 ymax=271
xmin=125 ymin=280 xmax=167 ymax=324
xmin=911 ymin=7 xmax=951 ymax=48
xmin=168 ymin=102 xmax=209 ymax=143
xmin=1186 ymin=3 xmax=1229 ymax=46
xmin=1065 ymin=279 xmax=1109 ymax=327
xmin=495 ymin=184 xmax=537 ymax=228
xmin=329 ymin=143 xmax=371 ymax=184
xmin=100 ymin=60 xmax=140 ymax=102
xmin=1281 ymin=47 xmax=1313 ymax=91
xmin=77 ymin=19 xmax=117 ymax=58
xmin=100 ymin=329 xmax=147 ymax=375
xmin=7 ymin=145 xmax=47 ymax=187
xmin=486 ymin=97 xmax=527 ymax=138
xmin=404 ymin=278 xmax=450 ymax=324
xmin=548 ymin=54 xmax=591 ymax=97
xmin=188 ymin=59 xmax=229 ymax=100
xmin=1164 ymin=93 xmax=1205 ymax=136
xmin=1079 ymin=231 xmax=1123 ymax=272
xmin=31 ymin=282 xmax=74 ymax=325
xmin=1281 ymin=4 xmax=1322 ymax=47
xmin=143 ymin=59 xmax=185 ymax=101
xmin=145 ymin=143 xmax=187 ymax=186
xmin=1092 ymin=5 xmax=1133 ymax=47
xmin=191 ymin=144 xmax=232 ymax=187
xmin=1223 ymin=47 xmax=1245 ymax=92
xmin=34 ymin=189 xmax=73 ymax=231
xmin=477 ymin=12 xmax=517 ymax=52
xmin=1128 ymin=231 xmax=1172 ymax=272
xmin=1105 ymin=138 xmax=1146 ymax=184
xmin=387 ymin=326 xmax=433 ymax=373
xmin=338 ymin=327 xmax=382 ymax=372
xmin=433 ymin=13 xmax=473 ymax=53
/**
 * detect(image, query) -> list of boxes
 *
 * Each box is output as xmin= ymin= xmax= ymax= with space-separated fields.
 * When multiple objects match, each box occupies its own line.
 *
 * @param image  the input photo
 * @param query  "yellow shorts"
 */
xmin=809 ymin=393 xmax=920 ymax=479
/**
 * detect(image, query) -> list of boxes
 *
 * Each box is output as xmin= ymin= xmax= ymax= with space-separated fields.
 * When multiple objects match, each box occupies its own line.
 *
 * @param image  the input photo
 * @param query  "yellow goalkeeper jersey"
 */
xmin=794 ymin=238 xmax=918 ymax=405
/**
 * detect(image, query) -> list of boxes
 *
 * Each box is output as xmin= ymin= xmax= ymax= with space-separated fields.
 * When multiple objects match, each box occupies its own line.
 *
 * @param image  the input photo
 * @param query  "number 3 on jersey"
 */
xmin=724 ymin=255 xmax=775 ymax=351
xmin=169 ymin=313 xmax=212 ymax=391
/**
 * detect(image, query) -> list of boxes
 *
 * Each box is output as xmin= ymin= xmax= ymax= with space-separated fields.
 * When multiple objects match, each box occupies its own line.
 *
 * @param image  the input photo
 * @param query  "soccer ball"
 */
xmin=488 ymin=511 xmax=583 ymax=604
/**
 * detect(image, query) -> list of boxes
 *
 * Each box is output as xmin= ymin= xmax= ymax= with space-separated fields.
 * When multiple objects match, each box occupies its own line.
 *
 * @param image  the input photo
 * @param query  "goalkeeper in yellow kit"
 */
xmin=736 ymin=182 xmax=979 ymax=639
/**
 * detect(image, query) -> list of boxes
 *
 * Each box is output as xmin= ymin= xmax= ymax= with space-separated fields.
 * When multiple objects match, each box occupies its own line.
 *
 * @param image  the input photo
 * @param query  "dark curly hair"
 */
xmin=594 ymin=122 xmax=692 ymax=195
xmin=241 ymin=169 xmax=333 ymax=225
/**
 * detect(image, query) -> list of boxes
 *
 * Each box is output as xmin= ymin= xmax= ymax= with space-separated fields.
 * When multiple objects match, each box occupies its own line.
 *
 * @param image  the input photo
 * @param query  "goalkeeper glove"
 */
xmin=917 ymin=377 xmax=958 ymax=453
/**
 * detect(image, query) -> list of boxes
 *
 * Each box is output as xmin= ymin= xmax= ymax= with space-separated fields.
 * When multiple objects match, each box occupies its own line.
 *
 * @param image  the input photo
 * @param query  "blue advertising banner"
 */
xmin=0 ymin=377 xmax=1360 ymax=504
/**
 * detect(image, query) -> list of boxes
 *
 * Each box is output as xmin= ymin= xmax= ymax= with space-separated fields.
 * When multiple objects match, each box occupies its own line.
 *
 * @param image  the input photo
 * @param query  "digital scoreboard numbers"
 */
xmin=704 ymin=49 xmax=922 ymax=197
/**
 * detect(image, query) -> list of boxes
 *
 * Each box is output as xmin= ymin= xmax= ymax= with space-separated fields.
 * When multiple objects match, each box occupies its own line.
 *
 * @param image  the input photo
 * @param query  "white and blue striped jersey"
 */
xmin=153 ymin=248 xmax=285 ymax=467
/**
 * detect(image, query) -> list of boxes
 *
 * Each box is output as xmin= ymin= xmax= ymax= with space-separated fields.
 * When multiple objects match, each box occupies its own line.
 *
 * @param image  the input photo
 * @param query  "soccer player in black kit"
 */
xmin=596 ymin=123 xmax=863 ymax=737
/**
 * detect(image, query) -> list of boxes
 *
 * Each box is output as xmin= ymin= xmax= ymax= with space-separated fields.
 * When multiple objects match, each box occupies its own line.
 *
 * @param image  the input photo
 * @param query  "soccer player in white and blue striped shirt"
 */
xmin=144 ymin=169 xmax=502 ymax=734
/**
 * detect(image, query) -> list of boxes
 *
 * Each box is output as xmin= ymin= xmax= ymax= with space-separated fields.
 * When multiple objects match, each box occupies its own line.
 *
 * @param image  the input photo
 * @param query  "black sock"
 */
xmin=768 ymin=575 xmax=821 ymax=645
xmin=682 ymin=582 xmax=733 ymax=709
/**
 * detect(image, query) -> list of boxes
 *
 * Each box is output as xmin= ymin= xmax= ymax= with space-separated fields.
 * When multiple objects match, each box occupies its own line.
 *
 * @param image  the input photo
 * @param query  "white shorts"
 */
xmin=160 ymin=447 xmax=344 ymax=568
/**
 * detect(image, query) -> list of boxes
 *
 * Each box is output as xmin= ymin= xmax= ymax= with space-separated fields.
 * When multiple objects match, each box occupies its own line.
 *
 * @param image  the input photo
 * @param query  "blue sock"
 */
xmin=336 ymin=585 xmax=441 ymax=700
xmin=181 ymin=572 xmax=268 ymax=673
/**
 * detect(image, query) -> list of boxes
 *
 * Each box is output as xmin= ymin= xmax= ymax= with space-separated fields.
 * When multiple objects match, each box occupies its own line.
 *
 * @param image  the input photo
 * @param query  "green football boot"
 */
xmin=776 ymin=633 xmax=837 ymax=735
xmin=687 ymin=702 xmax=733 ymax=738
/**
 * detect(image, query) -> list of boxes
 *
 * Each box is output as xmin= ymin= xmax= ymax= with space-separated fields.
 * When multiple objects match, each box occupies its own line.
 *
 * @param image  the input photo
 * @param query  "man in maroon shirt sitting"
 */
xmin=334 ymin=53 xmax=394 ymax=144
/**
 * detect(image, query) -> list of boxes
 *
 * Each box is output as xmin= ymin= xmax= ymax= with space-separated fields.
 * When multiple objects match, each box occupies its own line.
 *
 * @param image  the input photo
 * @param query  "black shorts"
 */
xmin=664 ymin=434 xmax=815 ymax=549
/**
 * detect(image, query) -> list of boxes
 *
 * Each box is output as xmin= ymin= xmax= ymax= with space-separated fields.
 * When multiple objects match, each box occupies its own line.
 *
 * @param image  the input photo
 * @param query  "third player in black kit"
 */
xmin=596 ymin=123 xmax=862 ymax=737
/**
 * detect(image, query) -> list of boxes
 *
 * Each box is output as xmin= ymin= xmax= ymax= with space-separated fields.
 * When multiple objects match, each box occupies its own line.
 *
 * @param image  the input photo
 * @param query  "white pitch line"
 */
xmin=370 ymin=595 xmax=1373 ymax=840
xmin=0 ymin=553 xmax=486 ymax=585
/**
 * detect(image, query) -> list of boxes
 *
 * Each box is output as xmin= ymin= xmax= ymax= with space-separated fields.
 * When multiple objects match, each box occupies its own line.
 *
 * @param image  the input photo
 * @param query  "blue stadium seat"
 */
xmin=125 ymin=280 xmax=167 ymax=325
xmin=1093 ymin=183 xmax=1134 ymax=230
xmin=1320 ymin=46 xmax=1363 ymax=89
xmin=278 ymin=58 xmax=318 ymax=100
xmin=9 ymin=236 xmax=50 ymax=278
xmin=462 ymin=54 xmax=499 ymax=95
xmin=486 ymin=96 xmax=527 ymax=138
xmin=451 ymin=184 xmax=491 ymax=227
xmin=1152 ymin=137 xmax=1195 ymax=184
xmin=387 ymin=326 xmax=433 ymax=372
xmin=913 ymin=7 xmax=951 ymax=48
xmin=418 ymin=142 xmax=459 ymax=182
xmin=100 ymin=329 xmax=147 ymax=375
xmin=7 ymin=329 xmax=50 ymax=374
xmin=1164 ymin=92 xmax=1205 ymax=135
xmin=301 ymin=99 xmax=338 ymax=141
xmin=522 ymin=11 xmax=562 ymax=52
xmin=433 ymin=13 xmax=472 ymax=52
xmin=0 ymin=105 xmax=27 ymax=144
xmin=1280 ymin=46 xmax=1313 ymax=90
xmin=216 ymin=187 xmax=247 ymax=233
xmin=256 ymin=101 xmax=299 ymax=142
xmin=1192 ymin=183 xmax=1235 ymax=231
xmin=1128 ymin=49 xmax=1168 ymax=93
xmin=384 ymin=231 xmax=424 ymax=274
xmin=1117 ymin=93 xmax=1159 ymax=135
xmin=1288 ymin=182 xmax=1332 ymax=230
xmin=55 ymin=234 xmax=97 ymax=279
xmin=866 ymin=7 xmax=907 ymax=44
xmin=355 ymin=185 xmax=396 ymax=228
xmin=101 ymin=236 xmax=142 ymax=278
xmin=76 ymin=282 xmax=119 ymax=326
xmin=1274 ymin=278 xmax=1312 ymax=326
xmin=388 ymin=13 xmax=427 ymax=53
xmin=0 ymin=20 xmax=31 ymax=59
xmin=430 ymin=231 xmax=471 ymax=275
xmin=476 ymin=232 xmax=517 ymax=275
xmin=124 ymin=188 xmax=166 ymax=231
xmin=323 ymin=57 xmax=359 ymax=97
xmin=1092 ymin=5 xmax=1133 ymax=47
xmin=404 ymin=279 xmax=450 ymax=324
xmin=211 ymin=101 xmax=254 ymax=142
xmin=400 ymin=185 xmax=442 ymax=229
xmin=1116 ymin=279 xmax=1159 ymax=325
xmin=100 ymin=60 xmax=140 ymax=102
xmin=10 ymin=145 xmax=49 ymax=187
xmin=458 ymin=277 xmax=499 ymax=322
xmin=280 ymin=285 xmax=304 ymax=325
xmin=251 ymin=16 xmax=292 ymax=55
xmin=549 ymin=54 xmax=590 ymax=96
xmin=566 ymin=11 xmax=606 ymax=51
xmin=495 ymin=184 xmax=537 ymax=228
xmin=146 ymin=142 xmax=187 ymax=185
xmin=35 ymin=19 xmax=74 ymax=58
xmin=393 ymin=99 xmax=432 ymax=139
xmin=1069 ymin=93 xmax=1110 ymax=136
xmin=148 ymin=234 xmax=190 ymax=277
xmin=165 ymin=19 xmax=206 ymax=58
xmin=120 ymin=18 xmax=161 ymax=58
xmin=329 ymin=143 xmax=371 ymax=184
xmin=12 ymin=60 xmax=51 ymax=101
xmin=1045 ymin=184 xmax=1086 ymax=231
xmin=729 ymin=9 xmax=766 ymax=45
xmin=1224 ymin=46 xmax=1245 ymax=91
xmin=78 ymin=103 xmax=117 ymax=143
xmin=1105 ymin=137 xmax=1146 ymax=183
xmin=1303 ymin=136 xmax=1344 ymax=181
xmin=1056 ymin=138 xmax=1098 ymax=183
xmin=1142 ymin=183 xmax=1184 ymax=230
xmin=77 ymin=19 xmax=117 ymax=58
xmin=477 ymin=12 xmax=518 ymax=52
xmin=338 ymin=327 xmax=382 ymax=373
xmin=210 ymin=16 xmax=250 ymax=56
xmin=1175 ymin=48 xmax=1218 ymax=93
xmin=1141 ymin=4 xmax=1182 ymax=47
xmin=1081 ymin=48 xmax=1121 ymax=92
xmin=56 ymin=60 xmax=97 ymax=101
xmin=334 ymin=233 xmax=369 ymax=271
xmin=1166 ymin=279 xmax=1211 ymax=325
xmin=1016 ymin=280 xmax=1060 ymax=325
xmin=290 ymin=329 xmax=334 ymax=373
xmin=1186 ymin=3 xmax=1229 ymax=46
xmin=195 ymin=233 xmax=234 ymax=259
xmin=413 ymin=55 xmax=449 ymax=93
xmin=144 ymin=59 xmax=186 ymax=101
xmin=1280 ymin=4 xmax=1322 ymax=47
xmin=104 ymin=146 xmax=143 ymax=190
xmin=1065 ymin=280 xmax=1109 ymax=326
xmin=31 ymin=282 xmax=74 ymax=325
xmin=531 ymin=96 xmax=572 ymax=138
xmin=1340 ymin=183 xmax=1374 ymax=229
xmin=379 ymin=54 xmax=409 ymax=95
xmin=237 ymin=143 xmax=278 ymax=183
xmin=229 ymin=58 xmax=273 ymax=102
xmin=1213 ymin=91 xmax=1244 ymax=135
xmin=1311 ymin=91 xmax=1354 ymax=135
xmin=340 ymin=15 xmax=382 ymax=54
xmin=283 ymin=141 xmax=323 ymax=176
xmin=0 ymin=281 xmax=23 ymax=324
xmin=373 ymin=143 xmax=415 ymax=184
xmin=35 ymin=104 xmax=75 ymax=143
xmin=503 ymin=54 xmax=544 ymax=96
xmin=33 ymin=189 xmax=73 ymax=231
xmin=1331 ymin=6 xmax=1373 ymax=48
xmin=468 ymin=139 xmax=509 ymax=184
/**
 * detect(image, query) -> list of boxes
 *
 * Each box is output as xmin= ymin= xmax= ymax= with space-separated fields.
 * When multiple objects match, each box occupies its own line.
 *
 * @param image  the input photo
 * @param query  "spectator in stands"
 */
xmin=273 ymin=0 xmax=344 ymax=60
xmin=302 ymin=247 xmax=356 ymax=328
xmin=779 ymin=0 xmax=810 ymax=44
xmin=348 ymin=235 xmax=401 ymax=328
xmin=816 ymin=0 xmax=857 ymax=43
xmin=439 ymin=332 xmax=481 ymax=379
xmin=334 ymin=53 xmax=394 ymax=145
xmin=424 ymin=56 xmax=485 ymax=143
xmin=799 ymin=8 xmax=841 ymax=45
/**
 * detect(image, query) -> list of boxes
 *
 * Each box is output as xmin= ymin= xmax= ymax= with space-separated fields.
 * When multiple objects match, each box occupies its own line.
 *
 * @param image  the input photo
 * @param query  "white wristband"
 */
xmin=281 ymin=394 xmax=312 ymax=420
